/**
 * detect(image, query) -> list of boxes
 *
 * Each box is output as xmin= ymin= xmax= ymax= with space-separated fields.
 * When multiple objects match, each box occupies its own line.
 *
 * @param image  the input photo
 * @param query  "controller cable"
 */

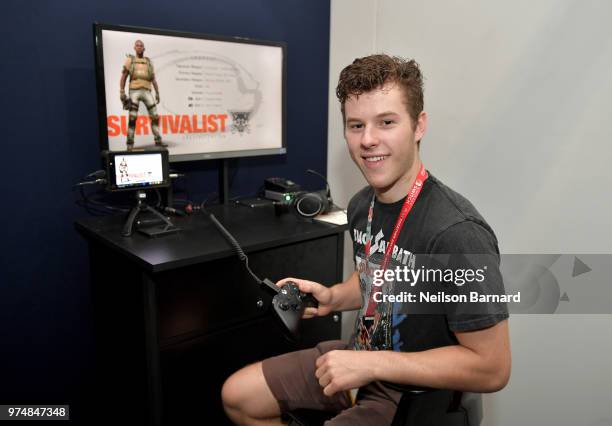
xmin=204 ymin=208 xmax=279 ymax=295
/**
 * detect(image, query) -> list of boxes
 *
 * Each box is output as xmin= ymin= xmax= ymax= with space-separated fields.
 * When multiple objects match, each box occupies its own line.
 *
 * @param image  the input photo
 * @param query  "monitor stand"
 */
xmin=122 ymin=190 xmax=179 ymax=237
xmin=218 ymin=159 xmax=230 ymax=204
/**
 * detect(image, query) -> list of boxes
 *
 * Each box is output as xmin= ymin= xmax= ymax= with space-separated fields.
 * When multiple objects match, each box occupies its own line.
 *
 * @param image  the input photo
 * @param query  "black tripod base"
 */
xmin=122 ymin=191 xmax=180 ymax=237
xmin=137 ymin=224 xmax=181 ymax=238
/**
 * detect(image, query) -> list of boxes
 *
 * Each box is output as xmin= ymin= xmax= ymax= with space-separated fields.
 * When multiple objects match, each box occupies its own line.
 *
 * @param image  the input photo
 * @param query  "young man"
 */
xmin=222 ymin=55 xmax=511 ymax=425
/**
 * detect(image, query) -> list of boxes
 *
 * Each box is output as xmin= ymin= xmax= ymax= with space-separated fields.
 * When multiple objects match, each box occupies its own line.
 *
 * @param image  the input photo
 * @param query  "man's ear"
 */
xmin=415 ymin=111 xmax=428 ymax=143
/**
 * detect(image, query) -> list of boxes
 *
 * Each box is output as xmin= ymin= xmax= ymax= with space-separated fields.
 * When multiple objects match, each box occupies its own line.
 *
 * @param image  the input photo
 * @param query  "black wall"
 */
xmin=0 ymin=0 xmax=331 ymax=410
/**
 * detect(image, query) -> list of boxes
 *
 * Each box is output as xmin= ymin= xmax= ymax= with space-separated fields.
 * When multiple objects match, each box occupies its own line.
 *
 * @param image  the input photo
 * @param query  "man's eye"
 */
xmin=382 ymin=120 xmax=394 ymax=126
xmin=349 ymin=123 xmax=364 ymax=129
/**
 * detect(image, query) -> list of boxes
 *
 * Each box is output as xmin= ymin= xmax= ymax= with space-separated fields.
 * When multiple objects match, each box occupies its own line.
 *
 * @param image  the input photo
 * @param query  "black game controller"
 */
xmin=271 ymin=281 xmax=318 ymax=338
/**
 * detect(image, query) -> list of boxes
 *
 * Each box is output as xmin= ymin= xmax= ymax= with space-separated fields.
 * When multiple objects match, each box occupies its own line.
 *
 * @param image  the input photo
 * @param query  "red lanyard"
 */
xmin=364 ymin=164 xmax=428 ymax=316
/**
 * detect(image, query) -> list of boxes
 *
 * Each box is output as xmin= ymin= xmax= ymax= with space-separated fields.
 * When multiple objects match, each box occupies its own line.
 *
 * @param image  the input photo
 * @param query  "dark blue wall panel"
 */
xmin=0 ymin=0 xmax=330 ymax=407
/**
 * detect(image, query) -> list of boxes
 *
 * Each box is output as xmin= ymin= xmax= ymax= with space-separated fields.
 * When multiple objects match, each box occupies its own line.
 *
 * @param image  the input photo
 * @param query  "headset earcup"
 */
xmin=295 ymin=193 xmax=324 ymax=217
xmin=323 ymin=195 xmax=333 ymax=213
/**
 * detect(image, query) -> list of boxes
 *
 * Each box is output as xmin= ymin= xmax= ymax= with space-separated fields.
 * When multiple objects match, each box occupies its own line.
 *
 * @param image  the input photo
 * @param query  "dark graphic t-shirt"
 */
xmin=347 ymin=172 xmax=509 ymax=352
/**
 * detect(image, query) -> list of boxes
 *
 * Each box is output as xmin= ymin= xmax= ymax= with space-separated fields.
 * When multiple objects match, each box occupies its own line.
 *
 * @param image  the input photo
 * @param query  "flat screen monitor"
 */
xmin=93 ymin=23 xmax=286 ymax=162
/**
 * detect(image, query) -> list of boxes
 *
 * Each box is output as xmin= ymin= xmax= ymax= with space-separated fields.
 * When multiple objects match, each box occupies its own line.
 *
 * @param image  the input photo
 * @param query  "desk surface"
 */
xmin=75 ymin=204 xmax=347 ymax=273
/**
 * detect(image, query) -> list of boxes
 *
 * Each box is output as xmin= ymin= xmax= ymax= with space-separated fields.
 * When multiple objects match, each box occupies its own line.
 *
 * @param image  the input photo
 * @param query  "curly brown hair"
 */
xmin=336 ymin=54 xmax=424 ymax=129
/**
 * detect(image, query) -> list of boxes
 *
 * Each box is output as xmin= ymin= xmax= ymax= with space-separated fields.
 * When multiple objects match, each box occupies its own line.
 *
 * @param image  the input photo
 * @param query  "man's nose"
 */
xmin=361 ymin=126 xmax=380 ymax=149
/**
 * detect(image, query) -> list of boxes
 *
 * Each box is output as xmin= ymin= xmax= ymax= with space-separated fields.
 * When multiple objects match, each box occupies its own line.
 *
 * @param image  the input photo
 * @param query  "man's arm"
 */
xmin=373 ymin=319 xmax=511 ymax=392
xmin=315 ymin=320 xmax=511 ymax=396
xmin=119 ymin=69 xmax=130 ymax=109
xmin=119 ymin=69 xmax=128 ymax=99
xmin=152 ymin=77 xmax=160 ymax=103
xmin=328 ymin=270 xmax=362 ymax=312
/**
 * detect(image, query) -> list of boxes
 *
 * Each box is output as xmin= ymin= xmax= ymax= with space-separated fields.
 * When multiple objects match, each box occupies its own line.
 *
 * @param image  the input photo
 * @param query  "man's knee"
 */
xmin=221 ymin=362 xmax=280 ymax=420
xmin=221 ymin=368 xmax=243 ymax=411
xmin=128 ymin=108 xmax=138 ymax=125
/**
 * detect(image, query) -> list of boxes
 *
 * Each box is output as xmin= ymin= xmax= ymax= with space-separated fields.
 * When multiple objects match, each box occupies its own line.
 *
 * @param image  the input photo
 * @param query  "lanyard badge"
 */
xmin=363 ymin=164 xmax=428 ymax=317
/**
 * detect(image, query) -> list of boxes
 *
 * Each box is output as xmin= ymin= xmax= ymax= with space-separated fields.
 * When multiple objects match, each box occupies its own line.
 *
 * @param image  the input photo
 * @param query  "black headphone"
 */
xmin=293 ymin=170 xmax=334 ymax=218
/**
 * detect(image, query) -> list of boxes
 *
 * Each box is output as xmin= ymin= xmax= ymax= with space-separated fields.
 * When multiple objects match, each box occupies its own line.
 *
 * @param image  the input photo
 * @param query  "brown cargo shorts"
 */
xmin=261 ymin=340 xmax=403 ymax=426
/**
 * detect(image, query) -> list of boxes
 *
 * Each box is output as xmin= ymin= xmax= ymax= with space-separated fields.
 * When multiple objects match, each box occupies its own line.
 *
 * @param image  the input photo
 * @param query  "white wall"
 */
xmin=328 ymin=1 xmax=612 ymax=424
xmin=327 ymin=0 xmax=376 ymax=339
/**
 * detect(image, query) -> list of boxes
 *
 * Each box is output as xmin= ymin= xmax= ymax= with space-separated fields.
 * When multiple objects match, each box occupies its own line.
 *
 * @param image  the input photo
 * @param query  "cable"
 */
xmin=73 ymin=178 xmax=107 ymax=187
xmin=75 ymin=184 xmax=130 ymax=214
xmin=75 ymin=197 xmax=108 ymax=216
xmin=86 ymin=170 xmax=106 ymax=179
xmin=306 ymin=169 xmax=330 ymax=196
xmin=306 ymin=169 xmax=337 ymax=209
xmin=172 ymin=198 xmax=194 ymax=206
xmin=206 ymin=211 xmax=280 ymax=295
xmin=207 ymin=212 xmax=262 ymax=285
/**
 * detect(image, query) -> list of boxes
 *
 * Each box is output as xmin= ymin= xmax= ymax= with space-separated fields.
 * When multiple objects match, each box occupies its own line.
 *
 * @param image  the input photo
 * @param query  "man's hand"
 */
xmin=120 ymin=92 xmax=129 ymax=110
xmin=276 ymin=278 xmax=333 ymax=318
xmin=315 ymin=350 xmax=375 ymax=396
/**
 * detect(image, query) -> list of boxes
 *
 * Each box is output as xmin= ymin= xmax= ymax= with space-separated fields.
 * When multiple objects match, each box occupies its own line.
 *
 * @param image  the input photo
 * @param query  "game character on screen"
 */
xmin=119 ymin=157 xmax=128 ymax=183
xmin=119 ymin=40 xmax=165 ymax=150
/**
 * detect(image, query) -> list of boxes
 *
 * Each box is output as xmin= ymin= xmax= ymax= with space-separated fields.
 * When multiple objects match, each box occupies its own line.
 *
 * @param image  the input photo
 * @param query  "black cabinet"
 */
xmin=76 ymin=204 xmax=346 ymax=425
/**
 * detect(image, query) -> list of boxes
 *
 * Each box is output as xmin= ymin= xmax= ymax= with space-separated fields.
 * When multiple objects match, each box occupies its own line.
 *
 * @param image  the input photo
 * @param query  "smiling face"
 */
xmin=344 ymin=83 xmax=427 ymax=203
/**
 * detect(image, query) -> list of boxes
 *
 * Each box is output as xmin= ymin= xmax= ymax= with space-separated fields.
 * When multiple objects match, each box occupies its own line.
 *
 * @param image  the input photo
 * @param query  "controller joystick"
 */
xmin=272 ymin=281 xmax=318 ymax=338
